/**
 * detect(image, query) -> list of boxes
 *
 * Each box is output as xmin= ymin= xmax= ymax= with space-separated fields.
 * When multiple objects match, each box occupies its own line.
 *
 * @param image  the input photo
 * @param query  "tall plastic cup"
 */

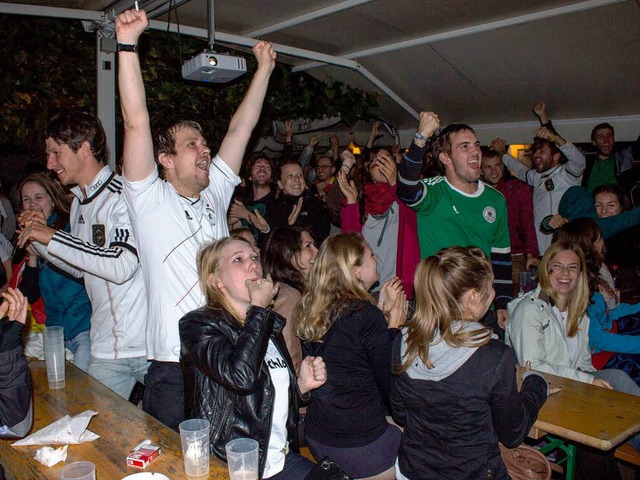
xmin=225 ymin=438 xmax=259 ymax=480
xmin=60 ymin=461 xmax=95 ymax=480
xmin=179 ymin=419 xmax=210 ymax=478
xmin=44 ymin=326 xmax=65 ymax=389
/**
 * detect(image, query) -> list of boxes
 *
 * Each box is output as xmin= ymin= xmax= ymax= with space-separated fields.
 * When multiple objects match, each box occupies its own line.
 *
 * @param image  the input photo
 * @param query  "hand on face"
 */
xmin=246 ymin=274 xmax=279 ymax=309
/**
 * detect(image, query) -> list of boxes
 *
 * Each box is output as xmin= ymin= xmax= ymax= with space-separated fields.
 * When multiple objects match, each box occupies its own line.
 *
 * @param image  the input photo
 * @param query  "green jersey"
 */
xmin=410 ymin=176 xmax=511 ymax=259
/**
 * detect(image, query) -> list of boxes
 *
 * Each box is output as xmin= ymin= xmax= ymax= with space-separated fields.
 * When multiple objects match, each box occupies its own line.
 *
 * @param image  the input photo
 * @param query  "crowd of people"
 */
xmin=2 ymin=6 xmax=640 ymax=480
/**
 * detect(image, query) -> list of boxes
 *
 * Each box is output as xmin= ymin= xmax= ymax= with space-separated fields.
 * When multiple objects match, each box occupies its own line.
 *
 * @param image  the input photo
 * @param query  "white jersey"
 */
xmin=123 ymin=155 xmax=240 ymax=362
xmin=502 ymin=141 xmax=585 ymax=254
xmin=34 ymin=166 xmax=147 ymax=360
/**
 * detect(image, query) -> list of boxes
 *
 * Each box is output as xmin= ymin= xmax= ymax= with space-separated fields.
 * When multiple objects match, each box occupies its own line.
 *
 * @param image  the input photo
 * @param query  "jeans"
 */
xmin=89 ymin=356 xmax=149 ymax=400
xmin=143 ymin=361 xmax=185 ymax=431
xmin=593 ymin=368 xmax=640 ymax=450
xmin=265 ymin=452 xmax=315 ymax=480
xmin=66 ymin=330 xmax=90 ymax=373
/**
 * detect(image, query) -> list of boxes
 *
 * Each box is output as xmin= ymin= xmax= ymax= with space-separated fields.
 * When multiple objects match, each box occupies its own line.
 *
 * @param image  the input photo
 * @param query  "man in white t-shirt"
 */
xmin=116 ymin=9 xmax=276 ymax=429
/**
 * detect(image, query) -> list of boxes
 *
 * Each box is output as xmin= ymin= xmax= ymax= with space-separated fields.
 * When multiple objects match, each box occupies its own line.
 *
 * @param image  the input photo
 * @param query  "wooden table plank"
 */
xmin=0 ymin=360 xmax=230 ymax=479
xmin=531 ymin=371 xmax=640 ymax=450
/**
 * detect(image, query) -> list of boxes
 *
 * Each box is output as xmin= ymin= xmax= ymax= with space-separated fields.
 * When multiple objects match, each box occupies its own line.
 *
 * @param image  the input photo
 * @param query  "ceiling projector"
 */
xmin=182 ymin=52 xmax=247 ymax=83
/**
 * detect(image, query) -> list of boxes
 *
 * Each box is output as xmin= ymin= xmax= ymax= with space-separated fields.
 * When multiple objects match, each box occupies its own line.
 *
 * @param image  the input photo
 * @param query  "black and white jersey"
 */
xmin=34 ymin=166 xmax=147 ymax=360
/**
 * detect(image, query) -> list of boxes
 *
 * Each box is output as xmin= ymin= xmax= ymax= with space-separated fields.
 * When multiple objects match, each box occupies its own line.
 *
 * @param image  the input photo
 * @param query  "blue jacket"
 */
xmin=588 ymin=292 xmax=640 ymax=354
xmin=21 ymin=214 xmax=91 ymax=340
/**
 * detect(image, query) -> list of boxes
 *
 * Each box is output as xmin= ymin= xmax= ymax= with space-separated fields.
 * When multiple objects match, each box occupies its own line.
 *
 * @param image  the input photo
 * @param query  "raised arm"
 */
xmin=493 ymin=138 xmax=531 ymax=185
xmin=397 ymin=111 xmax=440 ymax=205
xmin=116 ymin=9 xmax=155 ymax=182
xmin=218 ymin=42 xmax=276 ymax=175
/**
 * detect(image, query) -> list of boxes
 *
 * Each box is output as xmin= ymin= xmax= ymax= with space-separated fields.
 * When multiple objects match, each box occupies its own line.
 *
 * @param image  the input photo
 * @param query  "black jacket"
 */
xmin=0 ymin=320 xmax=32 ymax=439
xmin=264 ymin=191 xmax=331 ymax=246
xmin=179 ymin=306 xmax=303 ymax=478
xmin=390 ymin=336 xmax=547 ymax=480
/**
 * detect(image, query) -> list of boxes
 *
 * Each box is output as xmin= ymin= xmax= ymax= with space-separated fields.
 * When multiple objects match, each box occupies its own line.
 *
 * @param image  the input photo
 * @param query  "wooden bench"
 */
xmin=615 ymin=443 xmax=640 ymax=468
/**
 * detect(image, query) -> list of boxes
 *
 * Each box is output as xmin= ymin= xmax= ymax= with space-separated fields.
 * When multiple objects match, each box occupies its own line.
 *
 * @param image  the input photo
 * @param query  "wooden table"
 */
xmin=530 ymin=371 xmax=640 ymax=451
xmin=0 ymin=360 xmax=230 ymax=479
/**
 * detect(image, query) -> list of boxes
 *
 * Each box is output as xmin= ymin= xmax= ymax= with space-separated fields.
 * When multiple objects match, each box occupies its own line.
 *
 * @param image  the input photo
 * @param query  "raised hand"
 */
xmin=247 ymin=209 xmax=269 ymax=233
xmin=246 ymin=274 xmax=279 ymax=308
xmin=0 ymin=288 xmax=28 ymax=324
xmin=115 ymin=8 xmax=149 ymax=44
xmin=337 ymin=170 xmax=358 ymax=204
xmin=288 ymin=197 xmax=303 ymax=225
xmin=284 ymin=119 xmax=293 ymax=142
xmin=490 ymin=138 xmax=507 ymax=156
xmin=253 ymin=41 xmax=276 ymax=73
xmin=417 ymin=111 xmax=440 ymax=138
xmin=378 ymin=277 xmax=405 ymax=323
xmin=532 ymin=100 xmax=546 ymax=119
xmin=229 ymin=199 xmax=250 ymax=221
xmin=374 ymin=151 xmax=398 ymax=186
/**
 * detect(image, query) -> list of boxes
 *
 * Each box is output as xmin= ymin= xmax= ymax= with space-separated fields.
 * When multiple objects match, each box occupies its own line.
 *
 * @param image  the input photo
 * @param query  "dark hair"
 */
xmin=591 ymin=123 xmax=614 ymax=142
xmin=555 ymin=217 xmax=603 ymax=296
xmin=153 ymin=120 xmax=204 ymax=177
xmin=593 ymin=183 xmax=630 ymax=211
xmin=431 ymin=124 xmax=475 ymax=168
xmin=531 ymin=137 xmax=561 ymax=157
xmin=44 ymin=111 xmax=107 ymax=164
xmin=244 ymin=152 xmax=275 ymax=182
xmin=482 ymin=149 xmax=502 ymax=161
xmin=262 ymin=226 xmax=310 ymax=292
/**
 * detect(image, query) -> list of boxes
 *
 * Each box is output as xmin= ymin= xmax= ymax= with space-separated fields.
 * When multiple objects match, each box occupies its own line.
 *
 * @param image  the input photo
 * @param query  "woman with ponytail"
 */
xmin=391 ymin=246 xmax=549 ymax=480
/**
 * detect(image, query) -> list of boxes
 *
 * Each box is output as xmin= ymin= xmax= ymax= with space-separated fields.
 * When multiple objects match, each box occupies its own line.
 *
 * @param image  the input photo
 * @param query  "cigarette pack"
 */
xmin=126 ymin=444 xmax=161 ymax=469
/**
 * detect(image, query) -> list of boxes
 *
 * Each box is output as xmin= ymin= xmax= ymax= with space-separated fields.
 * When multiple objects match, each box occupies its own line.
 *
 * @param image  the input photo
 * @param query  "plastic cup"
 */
xmin=225 ymin=438 xmax=259 ymax=480
xmin=518 ymin=271 xmax=533 ymax=295
xmin=179 ymin=419 xmax=210 ymax=478
xmin=44 ymin=326 xmax=65 ymax=389
xmin=60 ymin=461 xmax=95 ymax=480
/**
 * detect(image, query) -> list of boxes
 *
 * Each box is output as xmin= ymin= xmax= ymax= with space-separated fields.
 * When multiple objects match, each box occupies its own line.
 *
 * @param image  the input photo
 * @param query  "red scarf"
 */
xmin=364 ymin=183 xmax=396 ymax=216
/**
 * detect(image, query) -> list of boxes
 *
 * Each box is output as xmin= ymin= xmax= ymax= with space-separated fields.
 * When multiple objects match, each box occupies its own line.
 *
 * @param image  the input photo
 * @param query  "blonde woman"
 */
xmin=296 ymin=232 xmax=406 ymax=480
xmin=179 ymin=236 xmax=326 ymax=479
xmin=391 ymin=247 xmax=549 ymax=479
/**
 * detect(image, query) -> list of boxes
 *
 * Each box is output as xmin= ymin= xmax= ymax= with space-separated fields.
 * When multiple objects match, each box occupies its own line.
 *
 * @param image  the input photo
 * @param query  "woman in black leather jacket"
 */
xmin=179 ymin=236 xmax=326 ymax=479
xmin=391 ymin=247 xmax=549 ymax=480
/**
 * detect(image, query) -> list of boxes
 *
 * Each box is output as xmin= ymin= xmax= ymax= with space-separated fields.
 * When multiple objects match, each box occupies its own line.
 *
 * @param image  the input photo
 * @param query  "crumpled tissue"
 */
xmin=34 ymin=445 xmax=68 ymax=467
xmin=12 ymin=410 xmax=100 ymax=446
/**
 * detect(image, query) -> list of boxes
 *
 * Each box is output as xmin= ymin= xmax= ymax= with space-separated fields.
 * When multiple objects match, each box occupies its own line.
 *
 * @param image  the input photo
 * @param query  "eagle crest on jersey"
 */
xmin=483 ymin=206 xmax=496 ymax=224
xmin=92 ymin=224 xmax=106 ymax=246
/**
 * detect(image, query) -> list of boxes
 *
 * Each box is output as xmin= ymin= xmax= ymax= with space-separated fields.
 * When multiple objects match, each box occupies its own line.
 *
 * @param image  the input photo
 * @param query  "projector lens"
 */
xmin=208 ymin=56 xmax=218 ymax=66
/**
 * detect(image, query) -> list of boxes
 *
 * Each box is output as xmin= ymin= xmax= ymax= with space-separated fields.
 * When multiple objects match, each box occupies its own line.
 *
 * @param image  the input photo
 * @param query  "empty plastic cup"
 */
xmin=60 ymin=461 xmax=95 ymax=480
xmin=225 ymin=438 xmax=259 ymax=480
xmin=179 ymin=419 xmax=210 ymax=478
xmin=44 ymin=326 xmax=65 ymax=389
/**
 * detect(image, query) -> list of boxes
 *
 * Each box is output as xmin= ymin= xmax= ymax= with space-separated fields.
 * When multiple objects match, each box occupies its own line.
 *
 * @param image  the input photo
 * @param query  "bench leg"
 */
xmin=536 ymin=436 xmax=577 ymax=480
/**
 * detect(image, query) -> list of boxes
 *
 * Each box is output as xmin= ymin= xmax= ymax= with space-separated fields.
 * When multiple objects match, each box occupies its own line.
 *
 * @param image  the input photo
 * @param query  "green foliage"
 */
xmin=0 ymin=14 xmax=378 ymax=155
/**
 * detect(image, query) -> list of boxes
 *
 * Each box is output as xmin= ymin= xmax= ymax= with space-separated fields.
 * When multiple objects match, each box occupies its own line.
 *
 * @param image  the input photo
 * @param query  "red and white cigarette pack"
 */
xmin=127 ymin=443 xmax=162 ymax=469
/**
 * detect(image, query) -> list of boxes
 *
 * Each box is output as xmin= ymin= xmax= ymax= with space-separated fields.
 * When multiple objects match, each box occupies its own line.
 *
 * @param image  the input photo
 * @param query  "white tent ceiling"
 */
xmin=1 ymin=0 xmax=640 ymax=144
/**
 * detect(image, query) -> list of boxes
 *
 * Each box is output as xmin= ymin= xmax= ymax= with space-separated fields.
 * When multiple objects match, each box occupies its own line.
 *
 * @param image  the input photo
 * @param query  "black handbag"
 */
xmin=304 ymin=457 xmax=352 ymax=480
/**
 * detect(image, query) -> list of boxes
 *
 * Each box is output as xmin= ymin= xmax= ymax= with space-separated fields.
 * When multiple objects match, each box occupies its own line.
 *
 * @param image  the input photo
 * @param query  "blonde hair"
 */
xmin=538 ymin=240 xmax=589 ymax=337
xmin=197 ymin=236 xmax=253 ymax=323
xmin=399 ymin=246 xmax=493 ymax=373
xmin=295 ymin=233 xmax=375 ymax=342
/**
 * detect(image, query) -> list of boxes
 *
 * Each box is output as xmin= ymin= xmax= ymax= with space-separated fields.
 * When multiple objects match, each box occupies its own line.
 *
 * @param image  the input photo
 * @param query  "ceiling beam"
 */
xmin=148 ymin=19 xmax=418 ymax=119
xmin=0 ymin=2 xmax=104 ymax=21
xmin=293 ymin=0 xmax=628 ymax=72
xmin=242 ymin=0 xmax=374 ymax=38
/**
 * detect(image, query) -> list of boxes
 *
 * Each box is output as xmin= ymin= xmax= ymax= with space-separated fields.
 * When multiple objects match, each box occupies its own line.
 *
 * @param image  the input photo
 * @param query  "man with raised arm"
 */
xmin=116 ymin=8 xmax=276 ymax=429
xmin=396 ymin=112 xmax=512 ymax=337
